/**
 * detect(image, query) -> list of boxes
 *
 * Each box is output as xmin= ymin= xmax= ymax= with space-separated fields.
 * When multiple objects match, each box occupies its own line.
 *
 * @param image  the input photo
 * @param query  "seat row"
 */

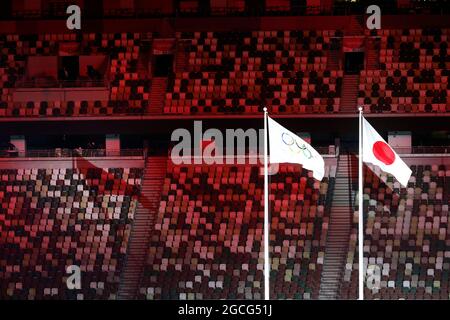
xmin=139 ymin=162 xmax=336 ymax=299
xmin=0 ymin=167 xmax=142 ymax=300
xmin=363 ymin=164 xmax=450 ymax=299
xmin=165 ymin=30 xmax=342 ymax=115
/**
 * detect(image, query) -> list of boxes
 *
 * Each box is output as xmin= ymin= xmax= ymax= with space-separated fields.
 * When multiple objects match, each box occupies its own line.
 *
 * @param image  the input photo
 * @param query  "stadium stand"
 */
xmin=340 ymin=209 xmax=358 ymax=299
xmin=359 ymin=28 xmax=450 ymax=113
xmin=363 ymin=162 xmax=450 ymax=299
xmin=0 ymin=166 xmax=143 ymax=299
xmin=0 ymin=32 xmax=151 ymax=117
xmin=3 ymin=27 xmax=450 ymax=118
xmin=107 ymin=32 xmax=152 ymax=114
xmin=1 ymin=1 xmax=450 ymax=303
xmin=137 ymin=160 xmax=336 ymax=299
xmin=166 ymin=30 xmax=343 ymax=115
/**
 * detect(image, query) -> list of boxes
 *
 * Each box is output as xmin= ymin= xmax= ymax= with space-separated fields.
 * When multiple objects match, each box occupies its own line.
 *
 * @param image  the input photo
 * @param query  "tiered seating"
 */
xmin=364 ymin=163 xmax=450 ymax=299
xmin=359 ymin=28 xmax=450 ymax=113
xmin=270 ymin=164 xmax=335 ymax=299
xmin=1 ymin=100 xmax=113 ymax=117
xmin=0 ymin=167 xmax=143 ymax=299
xmin=138 ymin=162 xmax=335 ymax=299
xmin=0 ymin=33 xmax=68 ymax=87
xmin=83 ymin=32 xmax=150 ymax=115
xmin=0 ymin=34 xmax=27 ymax=113
xmin=106 ymin=33 xmax=151 ymax=114
xmin=166 ymin=30 xmax=342 ymax=114
xmin=0 ymin=32 xmax=151 ymax=117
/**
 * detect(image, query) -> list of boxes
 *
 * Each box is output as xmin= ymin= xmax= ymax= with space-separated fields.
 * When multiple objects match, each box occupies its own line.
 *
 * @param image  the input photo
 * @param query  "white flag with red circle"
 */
xmin=362 ymin=117 xmax=412 ymax=187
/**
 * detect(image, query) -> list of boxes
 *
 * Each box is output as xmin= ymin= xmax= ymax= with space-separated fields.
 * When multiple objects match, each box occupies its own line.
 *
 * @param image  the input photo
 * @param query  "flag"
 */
xmin=362 ymin=117 xmax=412 ymax=187
xmin=268 ymin=116 xmax=325 ymax=181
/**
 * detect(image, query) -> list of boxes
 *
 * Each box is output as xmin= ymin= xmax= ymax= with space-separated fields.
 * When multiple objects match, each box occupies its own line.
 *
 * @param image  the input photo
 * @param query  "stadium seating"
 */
xmin=0 ymin=34 xmax=25 ymax=110
xmin=363 ymin=163 xmax=450 ymax=299
xmin=0 ymin=167 xmax=143 ymax=299
xmin=165 ymin=30 xmax=342 ymax=114
xmin=138 ymin=161 xmax=336 ymax=299
xmin=0 ymin=100 xmax=116 ymax=117
xmin=339 ymin=210 xmax=358 ymax=299
xmin=0 ymin=33 xmax=151 ymax=117
xmin=359 ymin=28 xmax=450 ymax=113
xmin=3 ymin=28 xmax=450 ymax=117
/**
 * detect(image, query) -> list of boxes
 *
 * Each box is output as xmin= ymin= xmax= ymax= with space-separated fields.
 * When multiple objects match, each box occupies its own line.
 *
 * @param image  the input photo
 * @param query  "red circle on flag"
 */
xmin=373 ymin=141 xmax=396 ymax=165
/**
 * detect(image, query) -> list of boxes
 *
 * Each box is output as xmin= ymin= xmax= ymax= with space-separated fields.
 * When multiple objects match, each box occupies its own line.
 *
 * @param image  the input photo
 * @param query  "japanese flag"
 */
xmin=362 ymin=117 xmax=412 ymax=187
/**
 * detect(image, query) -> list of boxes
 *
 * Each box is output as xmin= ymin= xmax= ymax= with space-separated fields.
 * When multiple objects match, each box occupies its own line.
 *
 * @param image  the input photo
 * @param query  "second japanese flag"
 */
xmin=362 ymin=117 xmax=412 ymax=187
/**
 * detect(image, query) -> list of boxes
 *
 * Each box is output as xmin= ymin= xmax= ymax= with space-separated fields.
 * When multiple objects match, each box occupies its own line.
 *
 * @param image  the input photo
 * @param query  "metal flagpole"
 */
xmin=263 ymin=107 xmax=270 ymax=300
xmin=358 ymin=106 xmax=364 ymax=300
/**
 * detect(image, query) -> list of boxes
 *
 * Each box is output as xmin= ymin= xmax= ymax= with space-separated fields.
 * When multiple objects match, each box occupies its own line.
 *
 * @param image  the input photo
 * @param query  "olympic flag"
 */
xmin=267 ymin=116 xmax=325 ymax=181
xmin=262 ymin=112 xmax=325 ymax=300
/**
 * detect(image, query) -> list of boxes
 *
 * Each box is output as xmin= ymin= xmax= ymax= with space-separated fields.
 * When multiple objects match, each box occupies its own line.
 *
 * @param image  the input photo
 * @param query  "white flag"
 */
xmin=268 ymin=117 xmax=325 ymax=181
xmin=362 ymin=117 xmax=412 ymax=187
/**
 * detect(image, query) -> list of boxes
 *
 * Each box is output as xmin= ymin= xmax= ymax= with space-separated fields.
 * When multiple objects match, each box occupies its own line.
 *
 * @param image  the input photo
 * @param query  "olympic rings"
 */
xmin=281 ymin=132 xmax=313 ymax=159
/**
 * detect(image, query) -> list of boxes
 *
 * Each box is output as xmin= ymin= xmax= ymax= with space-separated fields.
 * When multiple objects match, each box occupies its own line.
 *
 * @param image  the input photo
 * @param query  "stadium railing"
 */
xmin=0 ymin=148 xmax=144 ymax=158
xmin=15 ymin=79 xmax=108 ymax=89
xmin=394 ymin=146 xmax=450 ymax=154
xmin=6 ymin=1 xmax=450 ymax=20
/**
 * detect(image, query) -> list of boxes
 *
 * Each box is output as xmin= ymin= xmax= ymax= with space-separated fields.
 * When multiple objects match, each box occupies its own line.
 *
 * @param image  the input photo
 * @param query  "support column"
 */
xmin=388 ymin=131 xmax=412 ymax=154
xmin=106 ymin=134 xmax=120 ymax=156
xmin=10 ymin=135 xmax=25 ymax=157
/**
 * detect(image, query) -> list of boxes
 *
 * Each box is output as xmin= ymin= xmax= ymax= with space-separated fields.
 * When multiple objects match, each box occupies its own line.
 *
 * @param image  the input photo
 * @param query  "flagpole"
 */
xmin=263 ymin=107 xmax=270 ymax=300
xmin=358 ymin=106 xmax=364 ymax=300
